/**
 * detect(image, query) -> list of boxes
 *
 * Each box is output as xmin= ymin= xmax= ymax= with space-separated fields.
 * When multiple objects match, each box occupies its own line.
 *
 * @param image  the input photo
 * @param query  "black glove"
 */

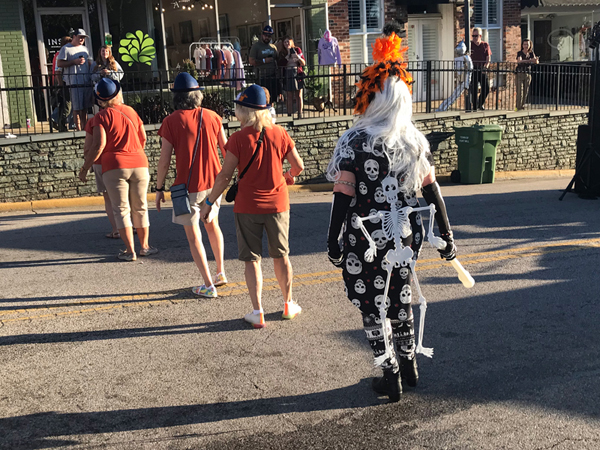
xmin=438 ymin=232 xmax=457 ymax=261
xmin=327 ymin=191 xmax=353 ymax=268
xmin=421 ymin=181 xmax=451 ymax=236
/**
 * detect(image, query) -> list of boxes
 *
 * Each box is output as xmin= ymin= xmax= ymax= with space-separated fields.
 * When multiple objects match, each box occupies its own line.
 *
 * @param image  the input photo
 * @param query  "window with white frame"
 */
xmin=473 ymin=0 xmax=502 ymax=62
xmin=349 ymin=0 xmax=383 ymax=64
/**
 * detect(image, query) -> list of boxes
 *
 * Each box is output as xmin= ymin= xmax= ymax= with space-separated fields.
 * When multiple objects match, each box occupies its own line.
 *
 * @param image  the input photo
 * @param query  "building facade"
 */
xmin=522 ymin=0 xmax=600 ymax=62
xmin=0 ymin=0 xmax=524 ymax=128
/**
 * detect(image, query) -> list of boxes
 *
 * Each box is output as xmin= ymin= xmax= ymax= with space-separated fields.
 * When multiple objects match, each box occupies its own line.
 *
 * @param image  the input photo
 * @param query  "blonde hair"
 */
xmin=97 ymin=91 xmax=123 ymax=109
xmin=473 ymin=27 xmax=483 ymax=36
xmin=235 ymin=104 xmax=273 ymax=131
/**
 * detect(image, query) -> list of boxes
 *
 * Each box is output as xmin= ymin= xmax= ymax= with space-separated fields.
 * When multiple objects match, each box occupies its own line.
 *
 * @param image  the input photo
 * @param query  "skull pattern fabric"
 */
xmin=338 ymin=131 xmax=424 ymax=362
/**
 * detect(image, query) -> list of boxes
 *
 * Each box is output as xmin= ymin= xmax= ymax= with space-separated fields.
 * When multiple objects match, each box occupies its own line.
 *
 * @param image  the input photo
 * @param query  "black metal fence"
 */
xmin=0 ymin=61 xmax=591 ymax=137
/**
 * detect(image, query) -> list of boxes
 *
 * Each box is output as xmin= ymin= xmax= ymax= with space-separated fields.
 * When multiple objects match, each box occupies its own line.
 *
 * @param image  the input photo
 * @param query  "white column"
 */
xmin=215 ymin=0 xmax=220 ymax=46
xmin=361 ymin=0 xmax=368 ymax=63
xmin=527 ymin=14 xmax=531 ymax=40
xmin=159 ymin=0 xmax=169 ymax=74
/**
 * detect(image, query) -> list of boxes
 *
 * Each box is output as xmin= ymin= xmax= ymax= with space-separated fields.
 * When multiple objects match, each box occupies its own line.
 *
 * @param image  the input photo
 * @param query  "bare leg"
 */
xmin=118 ymin=226 xmax=135 ymax=254
xmin=80 ymin=110 xmax=88 ymax=130
xmin=136 ymin=226 xmax=150 ymax=249
xmin=286 ymin=91 xmax=294 ymax=115
xmin=203 ymin=217 xmax=225 ymax=275
xmin=184 ymin=224 xmax=212 ymax=286
xmin=245 ymin=260 xmax=263 ymax=311
xmin=273 ymin=255 xmax=293 ymax=303
xmin=73 ymin=110 xmax=83 ymax=131
xmin=103 ymin=192 xmax=118 ymax=234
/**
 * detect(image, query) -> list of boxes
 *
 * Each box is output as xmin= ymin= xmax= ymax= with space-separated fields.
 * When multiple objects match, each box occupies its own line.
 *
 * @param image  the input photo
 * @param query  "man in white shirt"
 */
xmin=56 ymin=28 xmax=94 ymax=130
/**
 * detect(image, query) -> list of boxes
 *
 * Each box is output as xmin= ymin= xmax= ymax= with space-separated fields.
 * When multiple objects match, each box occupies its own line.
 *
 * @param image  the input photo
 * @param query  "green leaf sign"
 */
xmin=119 ymin=30 xmax=156 ymax=66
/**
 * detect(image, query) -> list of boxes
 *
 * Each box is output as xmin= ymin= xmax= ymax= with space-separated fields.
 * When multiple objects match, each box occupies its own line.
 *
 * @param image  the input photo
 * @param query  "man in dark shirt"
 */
xmin=469 ymin=28 xmax=491 ymax=111
xmin=249 ymin=26 xmax=279 ymax=104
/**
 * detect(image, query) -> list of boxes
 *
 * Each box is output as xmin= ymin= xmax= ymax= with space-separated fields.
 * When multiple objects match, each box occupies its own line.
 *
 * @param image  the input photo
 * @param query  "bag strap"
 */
xmin=113 ymin=107 xmax=142 ymax=148
xmin=238 ymin=128 xmax=266 ymax=181
xmin=186 ymin=108 xmax=204 ymax=189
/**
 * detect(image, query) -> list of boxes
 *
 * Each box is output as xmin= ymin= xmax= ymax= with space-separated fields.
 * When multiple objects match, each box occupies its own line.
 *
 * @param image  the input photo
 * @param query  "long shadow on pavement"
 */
xmin=0 ymin=315 xmax=291 ymax=345
xmin=0 ymin=379 xmax=376 ymax=449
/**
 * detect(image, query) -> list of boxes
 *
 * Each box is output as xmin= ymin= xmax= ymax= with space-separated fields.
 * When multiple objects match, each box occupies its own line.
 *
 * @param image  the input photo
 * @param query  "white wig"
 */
xmin=327 ymin=77 xmax=431 ymax=197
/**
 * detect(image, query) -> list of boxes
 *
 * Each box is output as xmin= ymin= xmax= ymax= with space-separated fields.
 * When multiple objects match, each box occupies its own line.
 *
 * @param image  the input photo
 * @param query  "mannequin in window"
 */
xmin=315 ymin=30 xmax=341 ymax=113
xmin=318 ymin=30 xmax=341 ymax=66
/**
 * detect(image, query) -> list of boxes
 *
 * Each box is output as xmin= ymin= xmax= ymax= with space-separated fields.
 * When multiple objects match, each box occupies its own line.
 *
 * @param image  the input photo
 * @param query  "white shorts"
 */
xmin=172 ymin=189 xmax=222 ymax=226
xmin=93 ymin=164 xmax=106 ymax=193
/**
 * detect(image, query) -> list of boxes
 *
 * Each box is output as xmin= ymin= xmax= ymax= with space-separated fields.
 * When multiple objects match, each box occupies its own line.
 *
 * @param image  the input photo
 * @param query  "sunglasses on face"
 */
xmin=472 ymin=34 xmax=480 ymax=37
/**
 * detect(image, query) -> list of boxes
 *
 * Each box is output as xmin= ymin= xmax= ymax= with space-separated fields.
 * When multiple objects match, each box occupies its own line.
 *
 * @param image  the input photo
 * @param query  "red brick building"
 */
xmin=329 ymin=0 xmax=522 ymax=64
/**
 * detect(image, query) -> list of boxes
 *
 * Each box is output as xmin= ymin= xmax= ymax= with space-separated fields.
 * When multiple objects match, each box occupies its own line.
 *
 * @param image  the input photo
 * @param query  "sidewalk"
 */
xmin=0 ymin=169 xmax=576 ymax=212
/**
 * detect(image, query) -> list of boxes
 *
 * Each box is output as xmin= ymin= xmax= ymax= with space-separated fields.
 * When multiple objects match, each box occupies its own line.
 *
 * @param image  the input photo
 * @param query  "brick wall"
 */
xmin=0 ymin=110 xmax=587 ymax=203
xmin=0 ymin=0 xmax=32 ymax=128
xmin=328 ymin=0 xmax=350 ymax=64
xmin=327 ymin=0 xmax=399 ymax=65
xmin=384 ymin=0 xmax=397 ymax=24
xmin=503 ymin=0 xmax=522 ymax=62
xmin=454 ymin=4 xmax=466 ymax=45
xmin=453 ymin=0 xmax=522 ymax=61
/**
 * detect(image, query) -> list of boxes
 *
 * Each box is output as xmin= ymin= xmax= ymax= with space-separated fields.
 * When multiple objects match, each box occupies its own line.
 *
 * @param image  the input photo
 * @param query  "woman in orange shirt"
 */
xmin=155 ymin=73 xmax=228 ymax=298
xmin=200 ymin=85 xmax=304 ymax=328
xmin=79 ymin=78 xmax=157 ymax=261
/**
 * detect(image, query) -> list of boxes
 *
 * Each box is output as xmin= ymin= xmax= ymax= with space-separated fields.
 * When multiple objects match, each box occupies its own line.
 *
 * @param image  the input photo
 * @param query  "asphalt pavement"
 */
xmin=1 ymin=177 xmax=600 ymax=449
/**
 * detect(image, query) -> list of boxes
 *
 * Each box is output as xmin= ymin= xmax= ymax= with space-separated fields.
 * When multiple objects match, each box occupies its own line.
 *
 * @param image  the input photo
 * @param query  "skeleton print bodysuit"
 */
xmin=338 ymin=131 xmax=426 ymax=362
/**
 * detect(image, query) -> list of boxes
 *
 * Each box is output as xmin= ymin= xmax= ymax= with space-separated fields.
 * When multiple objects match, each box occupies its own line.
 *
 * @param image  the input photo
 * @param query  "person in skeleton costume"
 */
xmin=326 ymin=31 xmax=458 ymax=402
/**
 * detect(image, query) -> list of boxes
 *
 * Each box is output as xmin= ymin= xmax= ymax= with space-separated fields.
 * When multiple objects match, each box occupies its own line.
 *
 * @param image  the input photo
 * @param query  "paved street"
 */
xmin=1 ymin=177 xmax=600 ymax=449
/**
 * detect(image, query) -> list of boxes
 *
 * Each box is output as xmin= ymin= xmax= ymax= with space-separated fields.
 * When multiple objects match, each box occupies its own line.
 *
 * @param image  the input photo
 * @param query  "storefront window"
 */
xmin=162 ymin=0 xmax=268 ymax=69
xmin=106 ymin=0 xmax=154 ymax=73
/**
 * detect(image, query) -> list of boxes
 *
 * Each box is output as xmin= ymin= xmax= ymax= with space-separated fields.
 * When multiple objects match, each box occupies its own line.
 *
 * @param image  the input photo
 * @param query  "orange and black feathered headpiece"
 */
xmin=354 ymin=32 xmax=413 ymax=115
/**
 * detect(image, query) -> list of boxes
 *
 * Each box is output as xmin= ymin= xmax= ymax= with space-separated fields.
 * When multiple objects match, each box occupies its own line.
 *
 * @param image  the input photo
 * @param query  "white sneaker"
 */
xmin=244 ymin=312 xmax=266 ymax=328
xmin=282 ymin=301 xmax=302 ymax=320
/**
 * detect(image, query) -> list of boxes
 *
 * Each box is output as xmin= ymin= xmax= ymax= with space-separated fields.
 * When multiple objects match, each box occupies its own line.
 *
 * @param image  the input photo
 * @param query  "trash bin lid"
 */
xmin=472 ymin=124 xmax=503 ymax=131
xmin=454 ymin=124 xmax=503 ymax=132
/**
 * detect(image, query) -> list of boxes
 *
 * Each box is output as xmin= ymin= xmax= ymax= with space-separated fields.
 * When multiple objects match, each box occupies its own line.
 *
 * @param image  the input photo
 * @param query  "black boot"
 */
xmin=372 ymin=369 xmax=402 ymax=402
xmin=400 ymin=356 xmax=419 ymax=388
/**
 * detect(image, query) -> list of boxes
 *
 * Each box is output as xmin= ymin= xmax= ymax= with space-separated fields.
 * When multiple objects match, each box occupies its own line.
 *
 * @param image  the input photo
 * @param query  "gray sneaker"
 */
xmin=139 ymin=246 xmax=159 ymax=257
xmin=117 ymin=250 xmax=137 ymax=261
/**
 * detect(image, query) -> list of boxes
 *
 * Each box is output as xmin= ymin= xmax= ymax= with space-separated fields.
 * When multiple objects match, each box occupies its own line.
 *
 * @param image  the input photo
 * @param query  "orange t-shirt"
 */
xmin=157 ymin=108 xmax=223 ymax=193
xmin=225 ymin=124 xmax=294 ymax=214
xmin=92 ymin=104 xmax=148 ymax=173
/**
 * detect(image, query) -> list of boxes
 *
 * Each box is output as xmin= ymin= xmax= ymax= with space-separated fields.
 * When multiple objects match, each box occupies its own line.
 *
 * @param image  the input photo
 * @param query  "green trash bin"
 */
xmin=454 ymin=124 xmax=503 ymax=184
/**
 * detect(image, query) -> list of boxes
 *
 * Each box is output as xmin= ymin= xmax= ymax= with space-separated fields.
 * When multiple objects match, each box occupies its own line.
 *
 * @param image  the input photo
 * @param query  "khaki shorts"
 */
xmin=92 ymin=164 xmax=106 ymax=193
xmin=102 ymin=167 xmax=150 ymax=229
xmin=172 ymin=189 xmax=222 ymax=226
xmin=234 ymin=211 xmax=290 ymax=261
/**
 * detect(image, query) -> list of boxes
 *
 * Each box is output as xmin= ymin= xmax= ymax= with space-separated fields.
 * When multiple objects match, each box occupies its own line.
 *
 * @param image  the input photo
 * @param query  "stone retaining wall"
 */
xmin=0 ymin=109 xmax=588 ymax=203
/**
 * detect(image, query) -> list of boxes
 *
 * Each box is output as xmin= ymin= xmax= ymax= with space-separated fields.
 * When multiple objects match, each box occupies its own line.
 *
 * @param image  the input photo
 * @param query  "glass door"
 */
xmin=34 ymin=6 xmax=92 ymax=78
xmin=39 ymin=14 xmax=86 ymax=76
xmin=301 ymin=3 xmax=328 ymax=67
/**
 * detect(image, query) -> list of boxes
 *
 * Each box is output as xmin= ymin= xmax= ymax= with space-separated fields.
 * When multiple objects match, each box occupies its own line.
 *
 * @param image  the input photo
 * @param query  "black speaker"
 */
xmin=575 ymin=125 xmax=600 ymax=195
